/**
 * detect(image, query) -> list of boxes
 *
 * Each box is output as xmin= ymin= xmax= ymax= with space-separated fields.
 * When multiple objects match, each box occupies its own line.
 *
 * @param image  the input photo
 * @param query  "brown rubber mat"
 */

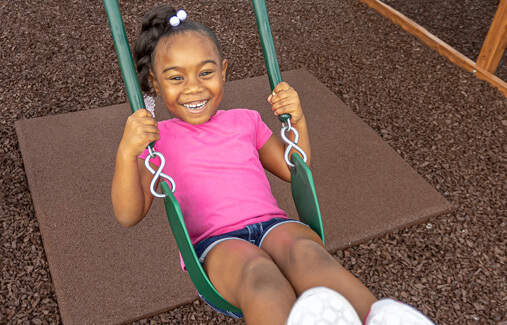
xmin=15 ymin=69 xmax=452 ymax=324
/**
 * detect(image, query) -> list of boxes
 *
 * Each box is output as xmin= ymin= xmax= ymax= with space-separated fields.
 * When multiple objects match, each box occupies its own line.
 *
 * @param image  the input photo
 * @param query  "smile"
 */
xmin=182 ymin=100 xmax=208 ymax=111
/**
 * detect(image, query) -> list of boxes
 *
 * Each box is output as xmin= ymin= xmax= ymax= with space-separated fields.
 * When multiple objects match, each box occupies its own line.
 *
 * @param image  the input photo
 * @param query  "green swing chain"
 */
xmin=103 ymin=0 xmax=175 ymax=197
xmin=104 ymin=0 xmax=323 ymax=315
xmin=251 ymin=0 xmax=308 ymax=167
xmin=104 ymin=0 xmax=309 ymax=181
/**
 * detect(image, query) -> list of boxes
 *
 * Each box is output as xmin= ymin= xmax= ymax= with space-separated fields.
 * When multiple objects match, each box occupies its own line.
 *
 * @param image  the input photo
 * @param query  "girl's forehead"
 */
xmin=154 ymin=32 xmax=220 ymax=67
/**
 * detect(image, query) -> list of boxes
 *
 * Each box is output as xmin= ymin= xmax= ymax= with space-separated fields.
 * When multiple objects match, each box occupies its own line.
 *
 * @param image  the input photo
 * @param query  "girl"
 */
xmin=112 ymin=5 xmax=435 ymax=325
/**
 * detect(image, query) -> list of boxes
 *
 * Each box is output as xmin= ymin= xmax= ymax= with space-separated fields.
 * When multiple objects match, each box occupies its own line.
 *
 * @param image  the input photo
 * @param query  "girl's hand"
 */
xmin=118 ymin=109 xmax=160 ymax=159
xmin=267 ymin=82 xmax=305 ymax=124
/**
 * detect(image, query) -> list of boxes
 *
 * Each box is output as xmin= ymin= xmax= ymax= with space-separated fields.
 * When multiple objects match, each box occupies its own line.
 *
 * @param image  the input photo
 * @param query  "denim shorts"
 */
xmin=193 ymin=217 xmax=307 ymax=318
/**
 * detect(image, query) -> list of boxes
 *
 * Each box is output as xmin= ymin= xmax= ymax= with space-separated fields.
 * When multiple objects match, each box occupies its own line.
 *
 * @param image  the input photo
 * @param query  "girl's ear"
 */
xmin=221 ymin=59 xmax=228 ymax=83
xmin=149 ymin=71 xmax=160 ymax=96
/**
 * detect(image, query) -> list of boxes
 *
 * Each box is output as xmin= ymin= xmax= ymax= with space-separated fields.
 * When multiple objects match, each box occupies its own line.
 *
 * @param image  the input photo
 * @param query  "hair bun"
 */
xmin=140 ymin=5 xmax=176 ymax=31
xmin=134 ymin=5 xmax=177 ymax=92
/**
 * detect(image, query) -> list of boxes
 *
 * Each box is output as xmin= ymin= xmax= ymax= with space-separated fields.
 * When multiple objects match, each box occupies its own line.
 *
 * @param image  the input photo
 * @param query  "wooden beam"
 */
xmin=477 ymin=0 xmax=507 ymax=73
xmin=359 ymin=0 xmax=507 ymax=98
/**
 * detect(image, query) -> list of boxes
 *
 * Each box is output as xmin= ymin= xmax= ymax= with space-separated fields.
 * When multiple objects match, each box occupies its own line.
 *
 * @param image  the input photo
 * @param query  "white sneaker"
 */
xmin=365 ymin=298 xmax=435 ymax=325
xmin=286 ymin=287 xmax=362 ymax=325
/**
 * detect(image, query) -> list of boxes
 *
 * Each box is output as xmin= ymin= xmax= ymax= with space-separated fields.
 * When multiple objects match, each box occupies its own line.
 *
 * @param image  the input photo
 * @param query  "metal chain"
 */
xmin=144 ymin=146 xmax=176 ymax=198
xmin=280 ymin=119 xmax=308 ymax=167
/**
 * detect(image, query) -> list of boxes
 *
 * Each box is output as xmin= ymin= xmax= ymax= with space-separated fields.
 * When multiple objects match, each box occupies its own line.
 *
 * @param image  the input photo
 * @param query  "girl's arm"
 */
xmin=111 ymin=109 xmax=161 ymax=227
xmin=259 ymin=82 xmax=311 ymax=182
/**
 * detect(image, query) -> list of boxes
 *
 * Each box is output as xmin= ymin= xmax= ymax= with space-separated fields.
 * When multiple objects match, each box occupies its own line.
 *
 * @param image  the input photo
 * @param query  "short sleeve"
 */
xmin=253 ymin=110 xmax=273 ymax=150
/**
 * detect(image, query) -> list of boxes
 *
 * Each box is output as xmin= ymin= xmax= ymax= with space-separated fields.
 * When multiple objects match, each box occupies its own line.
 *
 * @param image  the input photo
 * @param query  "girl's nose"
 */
xmin=183 ymin=77 xmax=203 ymax=94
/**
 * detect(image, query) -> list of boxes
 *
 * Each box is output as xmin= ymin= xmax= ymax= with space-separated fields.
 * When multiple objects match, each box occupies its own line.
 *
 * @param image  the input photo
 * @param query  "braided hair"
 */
xmin=133 ymin=5 xmax=222 ymax=93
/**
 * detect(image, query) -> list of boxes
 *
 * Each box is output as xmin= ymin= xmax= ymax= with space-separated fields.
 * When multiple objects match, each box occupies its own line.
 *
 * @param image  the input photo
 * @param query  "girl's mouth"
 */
xmin=182 ymin=100 xmax=208 ymax=112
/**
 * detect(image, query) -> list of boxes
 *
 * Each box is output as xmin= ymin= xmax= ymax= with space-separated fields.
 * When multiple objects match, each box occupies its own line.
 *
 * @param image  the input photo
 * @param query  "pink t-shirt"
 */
xmin=139 ymin=109 xmax=287 ymax=246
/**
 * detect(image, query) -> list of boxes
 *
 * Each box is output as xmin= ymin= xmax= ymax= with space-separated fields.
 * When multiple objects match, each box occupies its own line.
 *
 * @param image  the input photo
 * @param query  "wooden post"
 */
xmin=359 ymin=0 xmax=507 ymax=97
xmin=477 ymin=0 xmax=507 ymax=74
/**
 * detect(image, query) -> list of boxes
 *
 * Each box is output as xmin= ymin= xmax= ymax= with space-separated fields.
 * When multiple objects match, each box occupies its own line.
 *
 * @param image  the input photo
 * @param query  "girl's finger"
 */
xmin=139 ymin=117 xmax=158 ymax=126
xmin=129 ymin=110 xmax=157 ymax=126
xmin=144 ymin=131 xmax=160 ymax=142
xmin=273 ymin=104 xmax=295 ymax=116
xmin=273 ymin=81 xmax=290 ymax=93
xmin=133 ymin=108 xmax=152 ymax=117
xmin=272 ymin=97 xmax=297 ymax=110
xmin=267 ymin=94 xmax=273 ymax=104
xmin=272 ymin=88 xmax=297 ymax=104
xmin=140 ymin=125 xmax=159 ymax=134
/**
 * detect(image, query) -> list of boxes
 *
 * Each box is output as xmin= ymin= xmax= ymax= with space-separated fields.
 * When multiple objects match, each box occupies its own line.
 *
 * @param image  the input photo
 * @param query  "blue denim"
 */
xmin=198 ymin=293 xmax=244 ymax=319
xmin=193 ymin=217 xmax=306 ymax=318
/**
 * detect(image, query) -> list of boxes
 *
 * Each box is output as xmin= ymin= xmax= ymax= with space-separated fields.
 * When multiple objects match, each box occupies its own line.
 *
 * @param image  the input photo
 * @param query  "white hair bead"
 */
xmin=169 ymin=9 xmax=187 ymax=27
xmin=169 ymin=16 xmax=180 ymax=27
xmin=176 ymin=9 xmax=187 ymax=21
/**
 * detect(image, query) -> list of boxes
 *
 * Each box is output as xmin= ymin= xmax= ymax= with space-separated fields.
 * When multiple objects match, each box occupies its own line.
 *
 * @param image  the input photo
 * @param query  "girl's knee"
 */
xmin=237 ymin=256 xmax=296 ymax=313
xmin=205 ymin=242 xmax=295 ymax=310
xmin=289 ymin=238 xmax=337 ymax=269
xmin=236 ymin=256 xmax=296 ymax=322
xmin=239 ymin=255 xmax=286 ymax=291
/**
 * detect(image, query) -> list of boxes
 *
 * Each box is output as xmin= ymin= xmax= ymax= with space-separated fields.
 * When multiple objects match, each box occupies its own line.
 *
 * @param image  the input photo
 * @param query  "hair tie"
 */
xmin=143 ymin=94 xmax=155 ymax=118
xmin=169 ymin=9 xmax=187 ymax=27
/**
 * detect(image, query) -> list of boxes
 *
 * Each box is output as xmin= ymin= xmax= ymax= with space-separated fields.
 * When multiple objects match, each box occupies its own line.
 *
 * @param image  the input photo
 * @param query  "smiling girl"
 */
xmin=111 ymin=5 xmax=435 ymax=325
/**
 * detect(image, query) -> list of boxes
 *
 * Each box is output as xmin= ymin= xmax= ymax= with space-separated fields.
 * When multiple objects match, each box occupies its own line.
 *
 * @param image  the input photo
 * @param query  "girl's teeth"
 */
xmin=184 ymin=100 xmax=207 ymax=110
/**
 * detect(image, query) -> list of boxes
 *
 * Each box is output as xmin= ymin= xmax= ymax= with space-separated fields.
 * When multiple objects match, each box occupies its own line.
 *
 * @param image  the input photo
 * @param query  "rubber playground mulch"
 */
xmin=1 ymin=0 xmax=505 ymax=324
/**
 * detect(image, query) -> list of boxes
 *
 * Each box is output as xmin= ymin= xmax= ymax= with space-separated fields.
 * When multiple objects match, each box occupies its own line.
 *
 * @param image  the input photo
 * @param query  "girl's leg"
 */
xmin=203 ymin=239 xmax=296 ymax=325
xmin=261 ymin=222 xmax=377 ymax=322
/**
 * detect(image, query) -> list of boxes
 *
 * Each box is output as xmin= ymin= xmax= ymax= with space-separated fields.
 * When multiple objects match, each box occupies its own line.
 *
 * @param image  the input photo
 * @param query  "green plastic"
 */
xmin=103 ymin=0 xmax=144 ymax=114
xmin=251 ymin=0 xmax=323 ymax=242
xmin=105 ymin=0 xmax=324 ymax=317
xmin=160 ymin=182 xmax=243 ymax=314
xmin=290 ymin=154 xmax=325 ymax=243
xmin=251 ymin=0 xmax=290 ymax=124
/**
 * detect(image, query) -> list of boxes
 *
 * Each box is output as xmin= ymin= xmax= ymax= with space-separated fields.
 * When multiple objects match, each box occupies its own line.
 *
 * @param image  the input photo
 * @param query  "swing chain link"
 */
xmin=145 ymin=146 xmax=176 ymax=198
xmin=280 ymin=119 xmax=307 ymax=168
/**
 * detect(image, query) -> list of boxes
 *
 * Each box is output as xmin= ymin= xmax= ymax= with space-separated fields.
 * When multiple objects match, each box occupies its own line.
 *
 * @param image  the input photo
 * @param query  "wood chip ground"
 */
xmin=1 ymin=0 xmax=505 ymax=324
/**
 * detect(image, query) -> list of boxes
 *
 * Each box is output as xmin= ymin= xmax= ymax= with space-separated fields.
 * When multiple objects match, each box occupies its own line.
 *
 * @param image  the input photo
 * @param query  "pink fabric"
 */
xmin=139 ymin=109 xmax=287 ymax=268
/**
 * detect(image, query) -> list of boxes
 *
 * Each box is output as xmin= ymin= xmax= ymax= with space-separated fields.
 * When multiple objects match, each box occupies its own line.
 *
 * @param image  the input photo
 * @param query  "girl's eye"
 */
xmin=169 ymin=76 xmax=183 ymax=81
xmin=200 ymin=71 xmax=213 ymax=77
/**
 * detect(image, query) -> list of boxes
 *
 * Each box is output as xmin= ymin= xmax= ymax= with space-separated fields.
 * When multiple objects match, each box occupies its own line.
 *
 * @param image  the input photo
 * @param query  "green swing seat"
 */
xmin=161 ymin=151 xmax=323 ymax=314
xmin=104 ymin=0 xmax=324 ymax=315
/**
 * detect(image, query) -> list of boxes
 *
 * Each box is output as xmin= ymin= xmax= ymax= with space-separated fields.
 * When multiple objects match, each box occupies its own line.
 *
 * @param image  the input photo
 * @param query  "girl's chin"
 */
xmin=178 ymin=108 xmax=217 ymax=125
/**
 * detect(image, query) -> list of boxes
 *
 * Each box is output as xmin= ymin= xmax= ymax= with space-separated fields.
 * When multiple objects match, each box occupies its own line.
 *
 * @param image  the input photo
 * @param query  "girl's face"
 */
xmin=150 ymin=31 xmax=227 ymax=125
